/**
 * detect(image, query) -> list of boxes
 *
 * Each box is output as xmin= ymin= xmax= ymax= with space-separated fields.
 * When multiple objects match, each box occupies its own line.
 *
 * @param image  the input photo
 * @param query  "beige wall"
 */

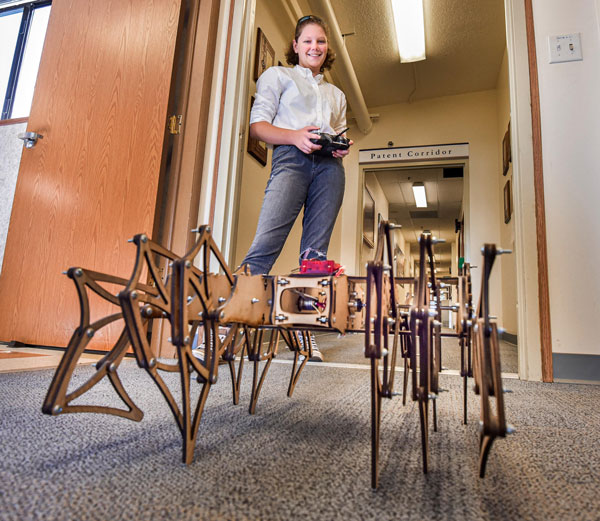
xmin=497 ymin=49 xmax=518 ymax=336
xmin=532 ymin=0 xmax=600 ymax=356
xmin=340 ymin=90 xmax=504 ymax=319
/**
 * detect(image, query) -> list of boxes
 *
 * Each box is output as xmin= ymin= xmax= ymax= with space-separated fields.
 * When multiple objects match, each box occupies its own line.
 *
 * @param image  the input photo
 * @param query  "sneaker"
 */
xmin=296 ymin=332 xmax=324 ymax=362
xmin=191 ymin=329 xmax=228 ymax=361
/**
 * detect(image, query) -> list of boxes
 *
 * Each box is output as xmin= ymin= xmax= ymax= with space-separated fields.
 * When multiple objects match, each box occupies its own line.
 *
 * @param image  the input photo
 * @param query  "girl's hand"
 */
xmin=332 ymin=140 xmax=353 ymax=159
xmin=293 ymin=126 xmax=322 ymax=154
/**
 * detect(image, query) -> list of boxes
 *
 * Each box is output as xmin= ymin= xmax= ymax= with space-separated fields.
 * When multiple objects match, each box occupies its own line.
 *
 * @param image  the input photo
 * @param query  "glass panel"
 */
xmin=12 ymin=5 xmax=51 ymax=118
xmin=0 ymin=8 xmax=23 ymax=113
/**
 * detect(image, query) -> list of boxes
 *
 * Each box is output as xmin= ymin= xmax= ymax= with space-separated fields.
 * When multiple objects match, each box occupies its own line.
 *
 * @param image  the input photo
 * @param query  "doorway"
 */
xmin=361 ymin=161 xmax=519 ymax=375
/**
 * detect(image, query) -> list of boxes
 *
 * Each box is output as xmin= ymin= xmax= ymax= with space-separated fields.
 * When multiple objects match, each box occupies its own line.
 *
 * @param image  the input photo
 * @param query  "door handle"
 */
xmin=18 ymin=132 xmax=44 ymax=149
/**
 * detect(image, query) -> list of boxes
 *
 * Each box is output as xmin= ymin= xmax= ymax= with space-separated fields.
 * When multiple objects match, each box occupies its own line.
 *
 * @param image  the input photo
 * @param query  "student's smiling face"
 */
xmin=293 ymin=23 xmax=328 ymax=75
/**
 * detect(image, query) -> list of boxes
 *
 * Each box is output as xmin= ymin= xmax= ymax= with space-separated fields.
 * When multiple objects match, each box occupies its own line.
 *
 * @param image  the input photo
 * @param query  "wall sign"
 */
xmin=359 ymin=143 xmax=469 ymax=164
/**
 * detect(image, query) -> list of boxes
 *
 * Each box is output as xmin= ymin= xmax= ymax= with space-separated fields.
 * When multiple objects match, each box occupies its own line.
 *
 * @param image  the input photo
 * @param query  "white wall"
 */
xmin=0 ymin=122 xmax=26 ymax=272
xmin=533 ymin=0 xmax=600 ymax=356
xmin=340 ymin=90 xmax=504 ymax=318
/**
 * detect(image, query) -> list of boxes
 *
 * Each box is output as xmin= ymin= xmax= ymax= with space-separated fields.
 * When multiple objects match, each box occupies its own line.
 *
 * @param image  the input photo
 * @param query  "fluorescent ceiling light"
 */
xmin=390 ymin=0 xmax=426 ymax=63
xmin=412 ymin=182 xmax=427 ymax=207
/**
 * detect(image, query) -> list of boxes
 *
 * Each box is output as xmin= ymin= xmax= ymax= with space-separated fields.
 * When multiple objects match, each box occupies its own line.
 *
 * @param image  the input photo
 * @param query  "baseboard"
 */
xmin=499 ymin=331 xmax=518 ymax=345
xmin=553 ymin=353 xmax=600 ymax=384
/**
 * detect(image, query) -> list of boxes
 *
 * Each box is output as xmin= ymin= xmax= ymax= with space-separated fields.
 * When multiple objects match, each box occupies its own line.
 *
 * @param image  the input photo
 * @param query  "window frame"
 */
xmin=1 ymin=0 xmax=52 ymax=121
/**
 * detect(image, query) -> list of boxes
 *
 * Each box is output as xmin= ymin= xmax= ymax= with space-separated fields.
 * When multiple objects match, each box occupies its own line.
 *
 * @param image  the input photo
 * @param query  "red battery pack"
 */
xmin=299 ymin=259 xmax=342 ymax=275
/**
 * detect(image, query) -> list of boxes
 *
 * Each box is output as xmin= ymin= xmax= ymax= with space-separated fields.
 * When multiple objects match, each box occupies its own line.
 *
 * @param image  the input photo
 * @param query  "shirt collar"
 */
xmin=294 ymin=64 xmax=324 ymax=83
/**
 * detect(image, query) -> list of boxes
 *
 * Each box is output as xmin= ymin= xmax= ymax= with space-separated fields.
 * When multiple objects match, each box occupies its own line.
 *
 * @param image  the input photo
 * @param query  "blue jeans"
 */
xmin=242 ymin=145 xmax=345 ymax=275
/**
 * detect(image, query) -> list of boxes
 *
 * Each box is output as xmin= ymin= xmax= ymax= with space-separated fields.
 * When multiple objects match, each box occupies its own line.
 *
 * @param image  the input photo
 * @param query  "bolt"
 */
xmin=62 ymin=271 xmax=68 ymax=275
xmin=428 ymin=393 xmax=438 ymax=400
xmin=497 ymin=249 xmax=513 ymax=255
xmin=383 ymin=264 xmax=391 ymax=271
xmin=275 ymin=314 xmax=287 ymax=321
xmin=320 ymin=279 xmax=330 ymax=286
xmin=220 ymin=312 xmax=225 ymax=319
xmin=140 ymin=234 xmax=148 ymax=243
xmin=190 ymin=228 xmax=200 ymax=233
xmin=108 ymin=363 xmax=117 ymax=373
xmin=388 ymin=318 xmax=395 ymax=325
xmin=86 ymin=328 xmax=94 ymax=338
xmin=145 ymin=306 xmax=154 ymax=317
xmin=267 ymin=300 xmax=272 ymax=306
xmin=198 ymin=312 xmax=203 ymax=318
xmin=148 ymin=358 xmax=156 ymax=368
xmin=433 ymin=238 xmax=446 ymax=244
xmin=506 ymin=424 xmax=516 ymax=435
xmin=187 ymin=296 xmax=193 ymax=303
xmin=205 ymin=226 xmax=211 ymax=233
xmin=478 ymin=421 xmax=484 ymax=433
xmin=332 ymin=317 xmax=336 ymax=323
xmin=277 ymin=278 xmax=289 ymax=285
xmin=185 ymin=260 xmax=192 ymax=268
xmin=184 ymin=336 xmax=190 ymax=345
xmin=388 ymin=223 xmax=401 ymax=230
xmin=317 ymin=317 xmax=327 ymax=324
xmin=52 ymin=405 xmax=62 ymax=415
xmin=370 ymin=316 xmax=377 ymax=323
xmin=75 ymin=269 xmax=83 ymax=277
xmin=382 ymin=349 xmax=388 ymax=357
xmin=251 ymin=298 xmax=260 ymax=304
xmin=218 ymin=297 xmax=226 ymax=304
xmin=503 ymin=388 xmax=513 ymax=394
xmin=127 ymin=238 xmax=134 ymax=243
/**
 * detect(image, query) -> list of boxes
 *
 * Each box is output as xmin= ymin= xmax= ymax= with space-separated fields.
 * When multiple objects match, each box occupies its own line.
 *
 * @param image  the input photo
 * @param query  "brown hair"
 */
xmin=285 ymin=15 xmax=336 ymax=72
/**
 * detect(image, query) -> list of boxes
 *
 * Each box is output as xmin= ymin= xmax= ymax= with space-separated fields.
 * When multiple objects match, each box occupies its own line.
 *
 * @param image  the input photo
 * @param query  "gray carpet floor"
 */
xmin=1 ymin=339 xmax=598 ymax=520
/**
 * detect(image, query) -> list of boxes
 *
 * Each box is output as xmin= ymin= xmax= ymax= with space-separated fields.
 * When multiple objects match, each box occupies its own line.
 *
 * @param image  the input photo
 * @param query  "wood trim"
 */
xmin=208 ymin=0 xmax=236 ymax=228
xmin=524 ymin=0 xmax=553 ymax=382
xmin=149 ymin=0 xmax=222 ymax=358
xmin=186 ymin=0 xmax=221 ymax=250
xmin=0 ymin=117 xmax=28 ymax=126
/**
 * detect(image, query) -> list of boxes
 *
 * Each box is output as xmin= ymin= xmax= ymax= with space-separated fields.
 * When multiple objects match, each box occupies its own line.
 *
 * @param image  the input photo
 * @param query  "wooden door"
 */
xmin=0 ymin=0 xmax=182 ymax=349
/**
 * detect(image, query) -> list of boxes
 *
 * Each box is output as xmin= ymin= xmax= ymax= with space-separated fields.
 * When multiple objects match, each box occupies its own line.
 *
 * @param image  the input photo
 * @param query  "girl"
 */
xmin=242 ymin=14 xmax=353 ymax=277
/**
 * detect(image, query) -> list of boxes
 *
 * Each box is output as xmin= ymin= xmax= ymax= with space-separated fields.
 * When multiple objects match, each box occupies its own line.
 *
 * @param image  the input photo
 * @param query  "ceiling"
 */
xmin=313 ymin=0 xmax=507 ymax=106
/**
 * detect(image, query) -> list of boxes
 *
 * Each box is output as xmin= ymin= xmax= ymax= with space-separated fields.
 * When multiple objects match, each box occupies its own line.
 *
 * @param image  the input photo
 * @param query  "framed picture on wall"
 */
xmin=363 ymin=186 xmax=375 ymax=248
xmin=247 ymin=96 xmax=267 ymax=166
xmin=504 ymin=178 xmax=512 ymax=223
xmin=502 ymin=123 xmax=511 ymax=175
xmin=253 ymin=28 xmax=275 ymax=81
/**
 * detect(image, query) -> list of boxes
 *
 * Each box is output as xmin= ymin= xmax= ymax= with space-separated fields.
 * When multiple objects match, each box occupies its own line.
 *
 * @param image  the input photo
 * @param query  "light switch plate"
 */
xmin=548 ymin=33 xmax=583 ymax=63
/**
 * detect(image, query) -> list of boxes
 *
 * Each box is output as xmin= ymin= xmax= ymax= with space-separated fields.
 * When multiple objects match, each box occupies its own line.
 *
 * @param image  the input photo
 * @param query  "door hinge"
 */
xmin=168 ymin=115 xmax=183 ymax=135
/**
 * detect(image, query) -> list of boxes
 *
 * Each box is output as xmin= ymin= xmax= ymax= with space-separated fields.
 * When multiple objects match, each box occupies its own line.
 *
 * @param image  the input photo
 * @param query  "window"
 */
xmin=0 ymin=0 xmax=51 ymax=120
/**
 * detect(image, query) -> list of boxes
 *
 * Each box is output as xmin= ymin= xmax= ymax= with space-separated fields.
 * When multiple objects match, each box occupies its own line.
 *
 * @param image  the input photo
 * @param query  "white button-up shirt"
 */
xmin=250 ymin=65 xmax=347 ymax=138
